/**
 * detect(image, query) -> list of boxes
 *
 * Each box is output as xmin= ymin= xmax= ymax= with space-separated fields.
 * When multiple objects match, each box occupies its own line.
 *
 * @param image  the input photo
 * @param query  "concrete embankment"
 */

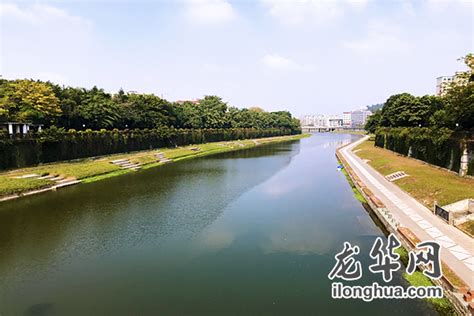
xmin=336 ymin=137 xmax=472 ymax=316
xmin=0 ymin=134 xmax=309 ymax=203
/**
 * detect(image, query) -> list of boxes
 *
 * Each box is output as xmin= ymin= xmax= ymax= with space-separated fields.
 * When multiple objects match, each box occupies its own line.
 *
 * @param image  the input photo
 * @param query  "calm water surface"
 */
xmin=0 ymin=134 xmax=436 ymax=315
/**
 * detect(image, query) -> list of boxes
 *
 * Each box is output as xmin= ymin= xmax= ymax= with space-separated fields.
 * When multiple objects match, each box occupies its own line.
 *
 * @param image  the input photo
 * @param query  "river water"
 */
xmin=0 ymin=133 xmax=436 ymax=315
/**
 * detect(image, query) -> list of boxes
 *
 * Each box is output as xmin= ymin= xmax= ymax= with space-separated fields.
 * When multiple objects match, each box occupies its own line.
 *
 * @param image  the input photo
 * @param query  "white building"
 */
xmin=327 ymin=115 xmax=343 ymax=128
xmin=343 ymin=112 xmax=352 ymax=128
xmin=436 ymin=76 xmax=454 ymax=96
xmin=350 ymin=110 xmax=371 ymax=128
xmin=341 ymin=110 xmax=372 ymax=128
xmin=436 ymin=71 xmax=469 ymax=96
xmin=300 ymin=114 xmax=343 ymax=128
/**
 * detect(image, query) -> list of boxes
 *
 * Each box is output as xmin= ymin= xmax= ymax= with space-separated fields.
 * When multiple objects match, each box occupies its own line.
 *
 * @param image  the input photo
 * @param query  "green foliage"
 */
xmin=442 ymin=83 xmax=474 ymax=130
xmin=368 ymin=54 xmax=473 ymax=174
xmin=364 ymin=110 xmax=381 ymax=133
xmin=379 ymin=93 xmax=443 ymax=128
xmin=366 ymin=103 xmax=384 ymax=112
xmin=0 ymin=79 xmax=61 ymax=124
xmin=0 ymin=79 xmax=301 ymax=133
xmin=403 ymin=272 xmax=456 ymax=316
xmin=374 ymin=127 xmax=465 ymax=173
xmin=0 ymin=127 xmax=299 ymax=170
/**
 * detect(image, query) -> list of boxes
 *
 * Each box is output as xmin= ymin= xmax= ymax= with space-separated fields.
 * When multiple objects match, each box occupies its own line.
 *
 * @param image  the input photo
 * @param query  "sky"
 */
xmin=0 ymin=0 xmax=473 ymax=116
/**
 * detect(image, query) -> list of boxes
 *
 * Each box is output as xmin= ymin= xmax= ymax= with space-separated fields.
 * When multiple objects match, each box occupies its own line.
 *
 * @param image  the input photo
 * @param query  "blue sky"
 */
xmin=1 ymin=0 xmax=472 ymax=116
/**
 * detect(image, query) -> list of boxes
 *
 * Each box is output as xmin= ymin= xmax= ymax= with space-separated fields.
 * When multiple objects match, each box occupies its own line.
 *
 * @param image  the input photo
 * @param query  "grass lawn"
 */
xmin=0 ymin=134 xmax=309 ymax=198
xmin=330 ymin=130 xmax=368 ymax=135
xmin=354 ymin=140 xmax=474 ymax=208
xmin=457 ymin=221 xmax=474 ymax=236
xmin=0 ymin=177 xmax=53 ymax=196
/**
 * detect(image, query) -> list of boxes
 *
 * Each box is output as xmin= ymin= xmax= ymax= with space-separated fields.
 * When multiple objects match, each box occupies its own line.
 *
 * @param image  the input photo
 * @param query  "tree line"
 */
xmin=0 ymin=80 xmax=300 ymax=132
xmin=365 ymin=54 xmax=473 ymax=134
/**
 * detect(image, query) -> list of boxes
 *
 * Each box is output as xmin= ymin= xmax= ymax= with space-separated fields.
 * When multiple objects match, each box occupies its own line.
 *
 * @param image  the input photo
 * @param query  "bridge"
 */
xmin=301 ymin=126 xmax=364 ymax=133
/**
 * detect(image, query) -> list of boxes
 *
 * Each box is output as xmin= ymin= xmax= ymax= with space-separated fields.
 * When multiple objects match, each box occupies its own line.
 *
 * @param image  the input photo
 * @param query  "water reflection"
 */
xmin=0 ymin=134 xmax=435 ymax=315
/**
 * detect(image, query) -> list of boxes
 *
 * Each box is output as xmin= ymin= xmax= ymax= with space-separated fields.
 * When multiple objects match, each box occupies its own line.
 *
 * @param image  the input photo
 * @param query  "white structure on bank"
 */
xmin=0 ymin=122 xmax=43 ymax=136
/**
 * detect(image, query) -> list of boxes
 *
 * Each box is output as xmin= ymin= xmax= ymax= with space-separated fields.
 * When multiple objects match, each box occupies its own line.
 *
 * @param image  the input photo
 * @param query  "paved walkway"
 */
xmin=340 ymin=136 xmax=474 ymax=288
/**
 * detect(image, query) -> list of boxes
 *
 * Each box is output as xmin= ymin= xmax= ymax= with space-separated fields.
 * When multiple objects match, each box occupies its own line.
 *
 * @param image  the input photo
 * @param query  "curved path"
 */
xmin=340 ymin=136 xmax=474 ymax=288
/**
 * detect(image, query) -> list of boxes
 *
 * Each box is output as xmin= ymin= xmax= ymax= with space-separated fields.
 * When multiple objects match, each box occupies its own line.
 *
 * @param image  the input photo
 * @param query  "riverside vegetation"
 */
xmin=364 ymin=54 xmax=473 ymax=175
xmin=0 ymin=134 xmax=308 ymax=199
xmin=0 ymin=79 xmax=301 ymax=170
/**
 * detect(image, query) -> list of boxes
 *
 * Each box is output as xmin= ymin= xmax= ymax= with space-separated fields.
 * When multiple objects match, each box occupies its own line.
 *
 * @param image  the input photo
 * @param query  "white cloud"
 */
xmin=185 ymin=0 xmax=235 ymax=24
xmin=424 ymin=0 xmax=473 ymax=12
xmin=0 ymin=3 xmax=91 ymax=27
xmin=262 ymin=54 xmax=315 ymax=72
xmin=0 ymin=3 xmax=94 ymax=83
xmin=261 ymin=0 xmax=369 ymax=26
xmin=342 ymin=21 xmax=410 ymax=57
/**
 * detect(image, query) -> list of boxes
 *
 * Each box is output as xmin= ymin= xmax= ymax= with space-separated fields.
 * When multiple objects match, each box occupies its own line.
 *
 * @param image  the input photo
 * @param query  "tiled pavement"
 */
xmin=340 ymin=136 xmax=474 ymax=288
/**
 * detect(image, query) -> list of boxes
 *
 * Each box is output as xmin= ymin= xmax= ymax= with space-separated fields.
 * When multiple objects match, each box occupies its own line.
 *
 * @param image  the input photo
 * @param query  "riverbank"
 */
xmin=337 ymin=137 xmax=472 ymax=316
xmin=0 ymin=134 xmax=309 ymax=202
xmin=354 ymin=139 xmax=474 ymax=236
xmin=330 ymin=130 xmax=368 ymax=135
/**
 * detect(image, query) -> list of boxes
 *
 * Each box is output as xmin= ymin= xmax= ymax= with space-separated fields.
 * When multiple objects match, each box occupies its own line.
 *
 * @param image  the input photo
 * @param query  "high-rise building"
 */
xmin=436 ymin=76 xmax=454 ymax=96
xmin=436 ymin=71 xmax=469 ymax=96
xmin=343 ymin=112 xmax=352 ymax=128
xmin=350 ymin=110 xmax=372 ymax=128
xmin=299 ymin=114 xmax=343 ymax=128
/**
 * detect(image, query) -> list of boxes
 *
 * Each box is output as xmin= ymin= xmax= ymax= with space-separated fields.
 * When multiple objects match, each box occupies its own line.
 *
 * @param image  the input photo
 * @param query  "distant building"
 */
xmin=436 ymin=71 xmax=469 ymax=96
xmin=343 ymin=112 xmax=352 ymax=128
xmin=327 ymin=115 xmax=343 ymax=128
xmin=175 ymin=99 xmax=200 ymax=105
xmin=300 ymin=114 xmax=343 ymax=128
xmin=436 ymin=76 xmax=454 ymax=96
xmin=350 ymin=110 xmax=372 ymax=128
xmin=341 ymin=110 xmax=371 ymax=128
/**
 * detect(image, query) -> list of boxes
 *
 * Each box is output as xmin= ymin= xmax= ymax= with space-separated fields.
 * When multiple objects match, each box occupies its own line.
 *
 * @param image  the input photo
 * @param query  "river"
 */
xmin=0 ymin=133 xmax=436 ymax=315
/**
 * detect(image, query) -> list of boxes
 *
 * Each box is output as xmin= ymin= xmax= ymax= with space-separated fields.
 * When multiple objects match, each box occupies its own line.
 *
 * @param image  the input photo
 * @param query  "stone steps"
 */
xmin=54 ymin=180 xmax=82 ymax=188
xmin=155 ymin=152 xmax=172 ymax=164
xmin=385 ymin=171 xmax=409 ymax=182
xmin=110 ymin=158 xmax=142 ymax=170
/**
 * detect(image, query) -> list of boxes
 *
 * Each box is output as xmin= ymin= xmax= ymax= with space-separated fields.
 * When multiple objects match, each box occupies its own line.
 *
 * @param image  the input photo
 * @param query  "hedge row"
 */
xmin=0 ymin=127 xmax=301 ymax=170
xmin=374 ymin=127 xmax=473 ymax=175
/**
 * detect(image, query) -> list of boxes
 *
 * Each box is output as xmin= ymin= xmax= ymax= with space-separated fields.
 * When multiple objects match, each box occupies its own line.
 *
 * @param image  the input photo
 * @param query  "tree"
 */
xmin=365 ymin=110 xmax=381 ymax=133
xmin=0 ymin=79 xmax=61 ymax=124
xmin=380 ymin=93 xmax=442 ymax=127
xmin=199 ymin=95 xmax=228 ymax=128
xmin=440 ymin=53 xmax=474 ymax=130
xmin=75 ymin=86 xmax=119 ymax=129
xmin=118 ymin=93 xmax=174 ymax=129
xmin=442 ymin=84 xmax=474 ymax=129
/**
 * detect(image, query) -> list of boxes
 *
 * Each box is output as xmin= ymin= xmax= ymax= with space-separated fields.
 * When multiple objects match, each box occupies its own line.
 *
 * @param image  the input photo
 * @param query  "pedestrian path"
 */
xmin=340 ymin=136 xmax=474 ymax=287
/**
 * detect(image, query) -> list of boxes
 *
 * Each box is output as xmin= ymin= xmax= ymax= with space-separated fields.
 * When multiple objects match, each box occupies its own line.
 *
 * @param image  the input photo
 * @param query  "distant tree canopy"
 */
xmin=0 ymin=79 xmax=300 ymax=132
xmin=366 ymin=103 xmax=384 ymax=113
xmin=365 ymin=54 xmax=473 ymax=132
